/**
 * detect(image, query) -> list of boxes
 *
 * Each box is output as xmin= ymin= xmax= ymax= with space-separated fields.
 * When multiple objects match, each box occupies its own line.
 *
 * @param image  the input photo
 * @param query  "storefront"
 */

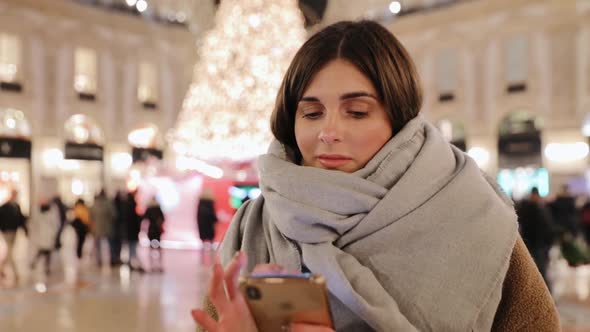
xmin=0 ymin=108 xmax=31 ymax=215
xmin=58 ymin=114 xmax=104 ymax=205
xmin=128 ymin=123 xmax=164 ymax=164
xmin=496 ymin=110 xmax=547 ymax=200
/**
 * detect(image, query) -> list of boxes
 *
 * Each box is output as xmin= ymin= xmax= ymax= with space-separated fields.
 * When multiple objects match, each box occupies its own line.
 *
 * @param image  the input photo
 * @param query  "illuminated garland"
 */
xmin=170 ymin=0 xmax=306 ymax=161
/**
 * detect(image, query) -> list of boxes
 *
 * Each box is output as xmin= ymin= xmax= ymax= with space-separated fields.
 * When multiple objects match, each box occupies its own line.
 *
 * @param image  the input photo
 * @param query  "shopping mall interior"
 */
xmin=1 ymin=0 xmax=590 ymax=330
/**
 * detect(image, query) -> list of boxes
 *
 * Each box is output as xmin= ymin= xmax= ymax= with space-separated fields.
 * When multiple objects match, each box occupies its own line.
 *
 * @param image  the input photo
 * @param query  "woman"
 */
xmin=71 ymin=199 xmax=92 ymax=260
xmin=144 ymin=197 xmax=165 ymax=272
xmin=197 ymin=188 xmax=218 ymax=250
xmin=90 ymin=190 xmax=115 ymax=267
xmin=126 ymin=191 xmax=143 ymax=271
xmin=192 ymin=20 xmax=559 ymax=331
xmin=30 ymin=200 xmax=60 ymax=276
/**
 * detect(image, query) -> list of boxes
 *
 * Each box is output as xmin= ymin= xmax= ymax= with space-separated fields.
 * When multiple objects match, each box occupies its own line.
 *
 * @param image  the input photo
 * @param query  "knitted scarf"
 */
xmin=220 ymin=116 xmax=518 ymax=331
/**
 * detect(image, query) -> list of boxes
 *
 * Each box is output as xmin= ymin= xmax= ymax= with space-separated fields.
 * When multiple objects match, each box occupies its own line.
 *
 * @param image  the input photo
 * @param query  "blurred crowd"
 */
xmin=0 ymin=189 xmax=166 ymax=288
xmin=516 ymin=185 xmax=590 ymax=292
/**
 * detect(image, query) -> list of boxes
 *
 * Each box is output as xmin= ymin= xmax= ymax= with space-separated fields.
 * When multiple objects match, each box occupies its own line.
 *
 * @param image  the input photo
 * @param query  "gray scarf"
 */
xmin=220 ymin=116 xmax=518 ymax=331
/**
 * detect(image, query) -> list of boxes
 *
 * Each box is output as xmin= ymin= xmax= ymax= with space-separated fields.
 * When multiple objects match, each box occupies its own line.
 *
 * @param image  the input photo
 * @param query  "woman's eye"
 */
xmin=348 ymin=111 xmax=368 ymax=119
xmin=303 ymin=112 xmax=322 ymax=119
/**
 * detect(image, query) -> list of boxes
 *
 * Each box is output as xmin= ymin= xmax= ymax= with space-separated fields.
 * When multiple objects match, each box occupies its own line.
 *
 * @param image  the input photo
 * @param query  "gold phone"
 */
xmin=238 ymin=273 xmax=333 ymax=332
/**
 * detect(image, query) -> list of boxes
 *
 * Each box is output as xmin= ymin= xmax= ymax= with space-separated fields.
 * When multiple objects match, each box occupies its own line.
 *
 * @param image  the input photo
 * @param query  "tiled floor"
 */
xmin=0 ymin=248 xmax=215 ymax=332
xmin=1 ymin=230 xmax=590 ymax=332
xmin=0 ymin=228 xmax=214 ymax=332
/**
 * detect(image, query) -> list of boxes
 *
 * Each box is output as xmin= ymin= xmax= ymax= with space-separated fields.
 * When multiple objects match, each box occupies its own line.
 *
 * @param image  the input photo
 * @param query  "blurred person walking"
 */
xmin=52 ymin=196 xmax=68 ymax=250
xmin=111 ymin=191 xmax=127 ymax=266
xmin=126 ymin=191 xmax=143 ymax=272
xmin=144 ymin=197 xmax=165 ymax=273
xmin=90 ymin=190 xmax=116 ymax=268
xmin=196 ymin=188 xmax=218 ymax=251
xmin=581 ymin=198 xmax=590 ymax=245
xmin=516 ymin=187 xmax=556 ymax=289
xmin=29 ymin=199 xmax=60 ymax=276
xmin=0 ymin=189 xmax=27 ymax=286
xmin=71 ymin=199 xmax=92 ymax=260
xmin=549 ymin=184 xmax=579 ymax=236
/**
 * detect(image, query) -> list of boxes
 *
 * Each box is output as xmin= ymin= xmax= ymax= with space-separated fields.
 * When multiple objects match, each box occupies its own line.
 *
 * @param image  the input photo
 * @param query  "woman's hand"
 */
xmin=191 ymin=258 xmax=334 ymax=332
xmin=191 ymin=251 xmax=258 ymax=332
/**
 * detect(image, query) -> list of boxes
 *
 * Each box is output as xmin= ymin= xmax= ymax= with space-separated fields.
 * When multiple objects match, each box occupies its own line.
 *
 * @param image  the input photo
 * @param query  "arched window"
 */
xmin=128 ymin=123 xmax=161 ymax=149
xmin=64 ymin=114 xmax=103 ymax=145
xmin=0 ymin=108 xmax=30 ymax=139
xmin=128 ymin=123 xmax=164 ymax=162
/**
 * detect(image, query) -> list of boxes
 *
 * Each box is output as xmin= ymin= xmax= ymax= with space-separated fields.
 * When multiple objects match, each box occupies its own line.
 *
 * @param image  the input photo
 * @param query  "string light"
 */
xmin=389 ymin=1 xmax=401 ymax=14
xmin=170 ymin=0 xmax=306 ymax=162
xmin=136 ymin=0 xmax=148 ymax=13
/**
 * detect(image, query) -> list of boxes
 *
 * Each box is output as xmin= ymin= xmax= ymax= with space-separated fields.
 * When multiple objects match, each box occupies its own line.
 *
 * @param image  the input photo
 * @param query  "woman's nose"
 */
xmin=318 ymin=115 xmax=342 ymax=144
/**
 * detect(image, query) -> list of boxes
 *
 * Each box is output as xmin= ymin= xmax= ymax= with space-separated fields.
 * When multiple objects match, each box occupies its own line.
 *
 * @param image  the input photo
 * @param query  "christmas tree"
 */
xmin=170 ymin=0 xmax=306 ymax=162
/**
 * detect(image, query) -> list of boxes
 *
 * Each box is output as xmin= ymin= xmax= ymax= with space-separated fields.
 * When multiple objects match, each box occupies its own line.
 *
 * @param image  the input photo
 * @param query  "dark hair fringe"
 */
xmin=270 ymin=20 xmax=423 ymax=163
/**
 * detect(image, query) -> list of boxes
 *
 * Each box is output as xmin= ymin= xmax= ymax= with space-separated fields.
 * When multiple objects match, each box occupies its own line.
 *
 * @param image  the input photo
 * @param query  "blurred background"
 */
xmin=0 ymin=0 xmax=590 ymax=331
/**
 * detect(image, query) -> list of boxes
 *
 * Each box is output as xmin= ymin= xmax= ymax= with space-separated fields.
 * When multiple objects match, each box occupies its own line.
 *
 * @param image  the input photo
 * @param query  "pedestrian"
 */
xmin=197 ymin=188 xmax=218 ymax=251
xmin=0 ymin=189 xmax=27 ymax=286
xmin=71 ymin=199 xmax=91 ymax=260
xmin=30 ymin=199 xmax=60 ymax=276
xmin=516 ymin=187 xmax=556 ymax=288
xmin=549 ymin=184 xmax=579 ymax=236
xmin=111 ymin=190 xmax=127 ymax=266
xmin=126 ymin=191 xmax=144 ymax=272
xmin=144 ymin=197 xmax=165 ymax=273
xmin=90 ymin=190 xmax=116 ymax=267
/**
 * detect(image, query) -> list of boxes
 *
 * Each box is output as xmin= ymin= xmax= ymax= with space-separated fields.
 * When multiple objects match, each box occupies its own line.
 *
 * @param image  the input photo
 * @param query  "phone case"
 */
xmin=238 ymin=274 xmax=333 ymax=332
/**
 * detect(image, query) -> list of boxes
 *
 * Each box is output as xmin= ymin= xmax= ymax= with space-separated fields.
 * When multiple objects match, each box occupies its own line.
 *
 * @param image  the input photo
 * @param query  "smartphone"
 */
xmin=238 ymin=273 xmax=333 ymax=332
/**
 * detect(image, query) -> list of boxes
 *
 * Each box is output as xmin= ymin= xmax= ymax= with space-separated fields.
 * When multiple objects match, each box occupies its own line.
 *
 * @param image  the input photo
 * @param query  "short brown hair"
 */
xmin=271 ymin=20 xmax=423 ymax=162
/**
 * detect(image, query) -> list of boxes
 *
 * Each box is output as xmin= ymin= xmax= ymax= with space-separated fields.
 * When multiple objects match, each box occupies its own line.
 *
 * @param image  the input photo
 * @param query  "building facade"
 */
xmin=385 ymin=0 xmax=590 ymax=199
xmin=0 ymin=0 xmax=203 ymax=212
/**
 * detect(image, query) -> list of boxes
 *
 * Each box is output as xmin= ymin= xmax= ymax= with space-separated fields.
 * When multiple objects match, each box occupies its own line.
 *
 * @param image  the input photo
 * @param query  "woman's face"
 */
xmin=294 ymin=59 xmax=393 ymax=173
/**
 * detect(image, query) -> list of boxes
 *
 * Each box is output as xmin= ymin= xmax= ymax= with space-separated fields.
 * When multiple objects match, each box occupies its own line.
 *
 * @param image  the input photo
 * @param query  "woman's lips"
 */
xmin=317 ymin=155 xmax=352 ymax=168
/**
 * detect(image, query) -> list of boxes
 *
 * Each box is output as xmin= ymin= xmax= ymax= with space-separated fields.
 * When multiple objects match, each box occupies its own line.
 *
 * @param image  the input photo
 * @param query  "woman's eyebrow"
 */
xmin=340 ymin=92 xmax=378 ymax=100
xmin=299 ymin=92 xmax=378 ymax=103
xmin=299 ymin=96 xmax=320 ymax=102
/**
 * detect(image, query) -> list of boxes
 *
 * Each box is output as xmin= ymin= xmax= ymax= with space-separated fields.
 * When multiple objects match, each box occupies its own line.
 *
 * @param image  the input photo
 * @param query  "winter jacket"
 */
xmin=0 ymin=201 xmax=27 ymax=232
xmin=197 ymin=198 xmax=218 ymax=241
xmin=90 ymin=196 xmax=116 ymax=238
xmin=32 ymin=206 xmax=60 ymax=250
xmin=144 ymin=204 xmax=165 ymax=240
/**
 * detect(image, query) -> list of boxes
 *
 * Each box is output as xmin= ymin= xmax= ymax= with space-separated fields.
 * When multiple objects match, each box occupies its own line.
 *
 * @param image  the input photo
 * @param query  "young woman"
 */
xmin=30 ymin=200 xmax=60 ymax=276
xmin=197 ymin=188 xmax=218 ymax=251
xmin=144 ymin=197 xmax=166 ymax=272
xmin=192 ymin=20 xmax=559 ymax=331
xmin=71 ymin=199 xmax=92 ymax=260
